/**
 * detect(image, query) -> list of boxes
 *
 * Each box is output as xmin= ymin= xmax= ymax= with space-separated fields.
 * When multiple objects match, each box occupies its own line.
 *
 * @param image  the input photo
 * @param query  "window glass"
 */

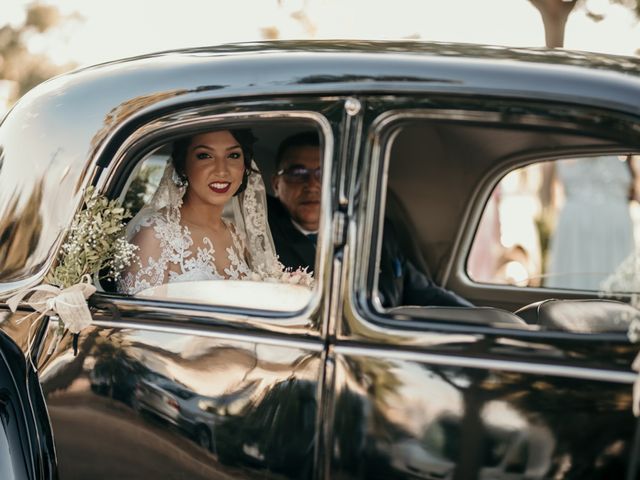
xmin=468 ymin=155 xmax=640 ymax=293
xmin=122 ymin=147 xmax=167 ymax=217
xmin=113 ymin=122 xmax=323 ymax=312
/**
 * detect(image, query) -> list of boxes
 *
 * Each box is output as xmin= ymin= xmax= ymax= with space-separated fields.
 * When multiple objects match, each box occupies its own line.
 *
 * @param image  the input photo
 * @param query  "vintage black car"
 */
xmin=2 ymin=40 xmax=640 ymax=479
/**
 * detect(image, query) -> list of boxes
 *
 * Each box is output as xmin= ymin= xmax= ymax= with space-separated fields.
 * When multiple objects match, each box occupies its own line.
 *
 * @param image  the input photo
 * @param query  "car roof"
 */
xmin=7 ymin=39 xmax=639 ymax=181
xmin=2 ymin=40 xmax=640 ymax=291
xmin=58 ymin=40 xmax=640 ymax=103
xmin=86 ymin=39 xmax=640 ymax=79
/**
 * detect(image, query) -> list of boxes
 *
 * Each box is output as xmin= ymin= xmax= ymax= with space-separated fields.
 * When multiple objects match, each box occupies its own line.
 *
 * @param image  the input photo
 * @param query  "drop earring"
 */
xmin=172 ymin=169 xmax=188 ymax=188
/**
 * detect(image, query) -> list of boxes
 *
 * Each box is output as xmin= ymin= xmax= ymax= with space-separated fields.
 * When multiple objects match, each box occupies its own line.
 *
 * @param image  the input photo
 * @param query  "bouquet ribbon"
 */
xmin=7 ymin=275 xmax=96 ymax=334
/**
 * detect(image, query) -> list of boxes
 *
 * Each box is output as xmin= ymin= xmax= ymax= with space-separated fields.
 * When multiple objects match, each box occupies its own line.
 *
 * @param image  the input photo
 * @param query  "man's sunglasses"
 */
xmin=276 ymin=166 xmax=322 ymax=184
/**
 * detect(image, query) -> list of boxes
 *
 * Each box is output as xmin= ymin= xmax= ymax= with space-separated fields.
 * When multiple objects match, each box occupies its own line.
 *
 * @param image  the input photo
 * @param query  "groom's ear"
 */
xmin=272 ymin=174 xmax=280 ymax=197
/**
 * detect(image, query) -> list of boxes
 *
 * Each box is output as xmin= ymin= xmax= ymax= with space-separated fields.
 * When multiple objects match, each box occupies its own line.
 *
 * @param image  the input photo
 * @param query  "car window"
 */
xmin=359 ymin=112 xmax=640 ymax=332
xmin=110 ymin=120 xmax=326 ymax=313
xmin=468 ymin=155 xmax=640 ymax=293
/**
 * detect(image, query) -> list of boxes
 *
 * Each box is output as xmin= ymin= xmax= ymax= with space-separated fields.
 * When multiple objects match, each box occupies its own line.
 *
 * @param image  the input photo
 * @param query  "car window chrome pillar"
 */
xmin=338 ymin=97 xmax=364 ymax=211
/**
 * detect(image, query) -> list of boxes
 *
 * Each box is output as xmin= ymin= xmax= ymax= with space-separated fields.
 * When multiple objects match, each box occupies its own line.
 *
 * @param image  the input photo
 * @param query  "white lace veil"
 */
xmin=125 ymin=159 xmax=282 ymax=276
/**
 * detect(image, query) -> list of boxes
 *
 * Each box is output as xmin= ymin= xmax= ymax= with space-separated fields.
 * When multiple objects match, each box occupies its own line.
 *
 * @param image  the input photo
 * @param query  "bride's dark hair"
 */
xmin=171 ymin=128 xmax=257 ymax=196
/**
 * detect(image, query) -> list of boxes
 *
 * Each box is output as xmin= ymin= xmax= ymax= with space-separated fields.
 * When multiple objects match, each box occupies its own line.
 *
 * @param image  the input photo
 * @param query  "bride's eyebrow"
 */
xmin=191 ymin=144 xmax=241 ymax=151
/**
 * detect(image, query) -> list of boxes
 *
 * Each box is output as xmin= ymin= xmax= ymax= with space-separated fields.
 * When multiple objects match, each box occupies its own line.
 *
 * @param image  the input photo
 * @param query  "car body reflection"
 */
xmin=88 ymin=345 xmax=318 ymax=477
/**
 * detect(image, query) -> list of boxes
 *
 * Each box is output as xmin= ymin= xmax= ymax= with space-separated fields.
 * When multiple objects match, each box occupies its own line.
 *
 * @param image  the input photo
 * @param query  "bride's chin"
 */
xmin=184 ymin=191 xmax=233 ymax=209
xmin=207 ymin=194 xmax=234 ymax=207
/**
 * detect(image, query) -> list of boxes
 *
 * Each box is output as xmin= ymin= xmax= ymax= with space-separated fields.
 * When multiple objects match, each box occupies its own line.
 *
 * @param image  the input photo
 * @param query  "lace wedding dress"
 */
xmin=119 ymin=161 xmax=287 ymax=295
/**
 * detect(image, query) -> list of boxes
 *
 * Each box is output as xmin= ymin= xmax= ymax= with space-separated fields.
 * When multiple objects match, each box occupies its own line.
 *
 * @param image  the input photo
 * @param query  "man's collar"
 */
xmin=291 ymin=219 xmax=318 ymax=236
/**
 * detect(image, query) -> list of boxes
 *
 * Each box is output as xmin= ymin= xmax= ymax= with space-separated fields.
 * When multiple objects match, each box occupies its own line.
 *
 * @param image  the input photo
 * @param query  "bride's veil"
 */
xmin=229 ymin=160 xmax=281 ymax=276
xmin=125 ymin=159 xmax=281 ymax=276
xmin=125 ymin=162 xmax=184 ymax=237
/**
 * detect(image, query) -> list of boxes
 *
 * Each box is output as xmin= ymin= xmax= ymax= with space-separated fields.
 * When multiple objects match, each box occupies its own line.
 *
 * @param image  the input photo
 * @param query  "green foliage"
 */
xmin=0 ymin=3 xmax=76 ymax=103
xmin=122 ymin=163 xmax=163 ymax=215
xmin=46 ymin=187 xmax=137 ymax=288
xmin=25 ymin=4 xmax=61 ymax=33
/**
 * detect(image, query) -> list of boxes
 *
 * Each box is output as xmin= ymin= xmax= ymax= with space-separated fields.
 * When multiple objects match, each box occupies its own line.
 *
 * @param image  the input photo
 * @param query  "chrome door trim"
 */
xmin=334 ymin=344 xmax=636 ymax=384
xmin=89 ymin=318 xmax=325 ymax=351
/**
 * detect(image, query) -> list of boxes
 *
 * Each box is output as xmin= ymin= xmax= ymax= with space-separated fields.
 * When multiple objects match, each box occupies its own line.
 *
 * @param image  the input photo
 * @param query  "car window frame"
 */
xmin=92 ymin=107 xmax=336 ymax=332
xmin=345 ymin=99 xmax=640 ymax=344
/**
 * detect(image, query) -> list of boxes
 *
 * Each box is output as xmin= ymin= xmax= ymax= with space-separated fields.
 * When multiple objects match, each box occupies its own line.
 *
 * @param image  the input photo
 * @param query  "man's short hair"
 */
xmin=276 ymin=131 xmax=320 ymax=169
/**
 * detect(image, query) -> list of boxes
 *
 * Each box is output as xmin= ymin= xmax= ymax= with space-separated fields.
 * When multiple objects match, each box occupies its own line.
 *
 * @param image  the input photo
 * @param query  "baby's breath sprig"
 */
xmin=46 ymin=186 xmax=138 ymax=289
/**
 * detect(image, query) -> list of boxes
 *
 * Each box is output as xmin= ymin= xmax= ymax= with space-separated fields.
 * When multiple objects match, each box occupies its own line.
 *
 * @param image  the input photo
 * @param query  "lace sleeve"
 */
xmin=118 ymin=219 xmax=171 ymax=294
xmin=226 ymin=222 xmax=250 ymax=265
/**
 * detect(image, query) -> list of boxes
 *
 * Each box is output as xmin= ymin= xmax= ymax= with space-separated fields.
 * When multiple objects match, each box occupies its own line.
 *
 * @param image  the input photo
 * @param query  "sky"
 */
xmin=5 ymin=0 xmax=640 ymax=69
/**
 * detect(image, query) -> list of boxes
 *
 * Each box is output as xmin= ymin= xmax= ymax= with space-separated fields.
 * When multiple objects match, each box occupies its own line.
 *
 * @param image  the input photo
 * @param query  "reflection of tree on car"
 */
xmin=333 ymin=359 xmax=561 ymax=480
xmin=215 ymin=378 xmax=317 ymax=477
xmin=89 ymin=337 xmax=147 ymax=406
xmin=360 ymin=408 xmax=554 ymax=480
xmin=431 ymin=365 xmax=631 ymax=478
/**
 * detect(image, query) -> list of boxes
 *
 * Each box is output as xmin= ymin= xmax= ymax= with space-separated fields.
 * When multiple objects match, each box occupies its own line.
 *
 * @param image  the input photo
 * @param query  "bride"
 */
xmin=119 ymin=129 xmax=309 ymax=295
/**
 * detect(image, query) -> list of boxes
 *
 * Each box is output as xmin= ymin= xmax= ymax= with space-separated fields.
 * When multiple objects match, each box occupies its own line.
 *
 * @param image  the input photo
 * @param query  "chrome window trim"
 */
xmin=47 ymin=315 xmax=325 ymax=351
xmin=345 ymin=105 xmax=639 ymax=342
xmin=92 ymin=109 xmax=334 ymax=331
xmin=334 ymin=344 xmax=636 ymax=384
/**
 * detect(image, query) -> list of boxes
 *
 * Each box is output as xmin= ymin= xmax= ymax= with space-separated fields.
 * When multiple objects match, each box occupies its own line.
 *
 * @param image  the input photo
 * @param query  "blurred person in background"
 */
xmin=545 ymin=155 xmax=636 ymax=290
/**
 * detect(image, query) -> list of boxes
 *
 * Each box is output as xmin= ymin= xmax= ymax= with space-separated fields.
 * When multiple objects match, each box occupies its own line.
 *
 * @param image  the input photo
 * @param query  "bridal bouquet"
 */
xmin=8 ymin=187 xmax=137 ymax=347
xmin=46 ymin=186 xmax=138 ymax=289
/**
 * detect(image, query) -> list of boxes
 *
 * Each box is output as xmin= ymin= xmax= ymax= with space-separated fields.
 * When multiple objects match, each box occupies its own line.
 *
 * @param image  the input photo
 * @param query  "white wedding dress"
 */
xmin=119 ymin=161 xmax=287 ymax=295
xmin=119 ymin=212 xmax=253 ymax=294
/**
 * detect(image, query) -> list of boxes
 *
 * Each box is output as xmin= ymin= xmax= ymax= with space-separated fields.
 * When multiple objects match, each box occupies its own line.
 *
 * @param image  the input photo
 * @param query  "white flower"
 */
xmin=245 ymin=263 xmax=314 ymax=288
xmin=280 ymin=267 xmax=314 ymax=288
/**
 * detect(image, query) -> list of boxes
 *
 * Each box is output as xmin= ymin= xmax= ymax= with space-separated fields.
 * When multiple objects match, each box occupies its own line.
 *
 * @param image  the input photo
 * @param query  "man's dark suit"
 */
xmin=268 ymin=196 xmax=471 ymax=308
xmin=267 ymin=196 xmax=317 ymax=272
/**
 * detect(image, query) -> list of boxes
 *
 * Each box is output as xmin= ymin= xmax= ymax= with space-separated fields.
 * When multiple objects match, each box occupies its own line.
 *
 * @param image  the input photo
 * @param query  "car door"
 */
xmin=29 ymin=97 xmax=348 ymax=480
xmin=326 ymin=94 xmax=640 ymax=479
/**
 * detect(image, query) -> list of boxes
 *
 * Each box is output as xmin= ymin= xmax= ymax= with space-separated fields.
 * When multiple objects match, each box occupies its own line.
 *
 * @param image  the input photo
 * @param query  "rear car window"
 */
xmin=468 ymin=155 xmax=640 ymax=293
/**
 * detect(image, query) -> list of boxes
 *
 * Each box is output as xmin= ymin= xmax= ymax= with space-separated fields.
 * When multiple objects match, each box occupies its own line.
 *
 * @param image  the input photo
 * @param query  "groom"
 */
xmin=267 ymin=132 xmax=472 ymax=308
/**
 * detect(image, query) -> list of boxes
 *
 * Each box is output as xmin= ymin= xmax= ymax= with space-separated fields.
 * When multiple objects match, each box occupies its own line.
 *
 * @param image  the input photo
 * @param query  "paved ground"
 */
xmin=47 ymin=392 xmax=268 ymax=480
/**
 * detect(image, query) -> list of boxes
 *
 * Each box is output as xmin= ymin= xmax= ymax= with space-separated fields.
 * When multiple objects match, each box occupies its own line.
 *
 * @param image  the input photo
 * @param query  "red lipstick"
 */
xmin=209 ymin=182 xmax=231 ymax=194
